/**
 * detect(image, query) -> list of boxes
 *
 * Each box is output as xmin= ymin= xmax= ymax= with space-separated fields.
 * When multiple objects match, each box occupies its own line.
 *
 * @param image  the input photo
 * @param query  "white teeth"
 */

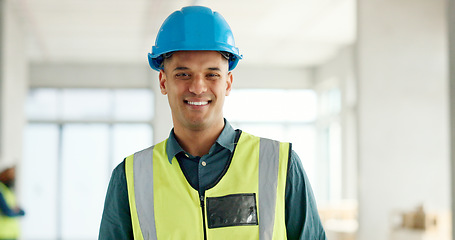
xmin=187 ymin=101 xmax=208 ymax=106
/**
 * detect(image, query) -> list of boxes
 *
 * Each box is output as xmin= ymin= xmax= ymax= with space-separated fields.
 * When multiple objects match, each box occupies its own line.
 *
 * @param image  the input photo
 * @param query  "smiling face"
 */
xmin=159 ymin=51 xmax=233 ymax=132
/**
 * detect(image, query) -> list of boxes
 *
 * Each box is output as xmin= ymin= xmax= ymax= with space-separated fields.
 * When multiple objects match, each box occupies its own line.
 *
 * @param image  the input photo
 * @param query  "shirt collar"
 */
xmin=166 ymin=119 xmax=236 ymax=163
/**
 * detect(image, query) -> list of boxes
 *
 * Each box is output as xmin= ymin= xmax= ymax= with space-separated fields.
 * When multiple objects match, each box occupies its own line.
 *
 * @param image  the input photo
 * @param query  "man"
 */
xmin=0 ymin=167 xmax=25 ymax=240
xmin=99 ymin=6 xmax=326 ymax=240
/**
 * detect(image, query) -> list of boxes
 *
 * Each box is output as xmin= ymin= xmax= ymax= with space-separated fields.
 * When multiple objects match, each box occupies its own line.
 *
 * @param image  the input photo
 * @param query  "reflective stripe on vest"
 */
xmin=0 ymin=182 xmax=20 ymax=238
xmin=126 ymin=132 xmax=289 ymax=240
xmin=126 ymin=146 xmax=156 ymax=240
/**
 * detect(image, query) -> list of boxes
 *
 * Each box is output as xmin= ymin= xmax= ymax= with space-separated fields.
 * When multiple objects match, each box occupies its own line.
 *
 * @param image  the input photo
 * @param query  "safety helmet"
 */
xmin=148 ymin=6 xmax=242 ymax=71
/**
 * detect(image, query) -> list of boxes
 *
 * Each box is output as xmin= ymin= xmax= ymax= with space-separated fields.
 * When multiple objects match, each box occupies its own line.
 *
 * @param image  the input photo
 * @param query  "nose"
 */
xmin=188 ymin=74 xmax=207 ymax=95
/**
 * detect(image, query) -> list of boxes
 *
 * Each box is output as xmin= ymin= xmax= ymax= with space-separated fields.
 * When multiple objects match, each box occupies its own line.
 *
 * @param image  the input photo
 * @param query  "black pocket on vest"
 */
xmin=206 ymin=193 xmax=258 ymax=229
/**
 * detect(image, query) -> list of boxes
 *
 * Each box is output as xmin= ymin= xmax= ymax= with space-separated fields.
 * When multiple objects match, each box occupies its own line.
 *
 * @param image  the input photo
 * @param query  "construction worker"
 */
xmin=0 ymin=166 xmax=25 ymax=240
xmin=99 ymin=6 xmax=326 ymax=240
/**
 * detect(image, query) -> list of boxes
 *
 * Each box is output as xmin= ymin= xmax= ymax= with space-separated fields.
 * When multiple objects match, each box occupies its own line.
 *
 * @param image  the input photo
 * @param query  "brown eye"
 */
xmin=206 ymin=73 xmax=220 ymax=80
xmin=176 ymin=73 xmax=191 ymax=80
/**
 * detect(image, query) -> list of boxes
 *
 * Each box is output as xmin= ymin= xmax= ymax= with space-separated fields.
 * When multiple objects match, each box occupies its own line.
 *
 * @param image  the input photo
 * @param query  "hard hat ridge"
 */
xmin=148 ymin=6 xmax=242 ymax=71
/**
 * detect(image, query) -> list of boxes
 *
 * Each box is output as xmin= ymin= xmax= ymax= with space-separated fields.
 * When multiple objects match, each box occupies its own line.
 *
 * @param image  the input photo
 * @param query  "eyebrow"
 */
xmin=172 ymin=67 xmax=222 ymax=71
xmin=173 ymin=66 xmax=189 ymax=71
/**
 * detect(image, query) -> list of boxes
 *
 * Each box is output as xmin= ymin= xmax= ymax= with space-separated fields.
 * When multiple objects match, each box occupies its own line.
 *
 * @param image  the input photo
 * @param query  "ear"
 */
xmin=159 ymin=70 xmax=168 ymax=95
xmin=225 ymin=72 xmax=233 ymax=96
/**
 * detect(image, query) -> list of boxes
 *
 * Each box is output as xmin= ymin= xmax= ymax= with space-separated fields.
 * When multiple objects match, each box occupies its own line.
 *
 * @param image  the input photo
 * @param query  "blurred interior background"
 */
xmin=1 ymin=0 xmax=455 ymax=239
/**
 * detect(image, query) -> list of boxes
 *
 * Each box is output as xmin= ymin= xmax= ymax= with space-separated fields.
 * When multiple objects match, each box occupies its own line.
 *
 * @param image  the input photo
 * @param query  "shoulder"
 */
xmin=103 ymin=160 xmax=129 ymax=213
xmin=287 ymin=150 xmax=309 ymax=179
xmin=110 ymin=161 xmax=127 ymax=188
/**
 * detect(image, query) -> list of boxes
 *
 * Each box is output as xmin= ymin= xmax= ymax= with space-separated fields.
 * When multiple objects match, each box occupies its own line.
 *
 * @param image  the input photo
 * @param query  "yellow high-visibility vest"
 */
xmin=126 ymin=132 xmax=289 ymax=240
xmin=0 ymin=182 xmax=20 ymax=239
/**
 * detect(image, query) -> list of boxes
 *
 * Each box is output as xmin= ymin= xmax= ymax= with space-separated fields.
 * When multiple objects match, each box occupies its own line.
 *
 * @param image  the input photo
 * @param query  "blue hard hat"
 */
xmin=148 ymin=6 xmax=242 ymax=71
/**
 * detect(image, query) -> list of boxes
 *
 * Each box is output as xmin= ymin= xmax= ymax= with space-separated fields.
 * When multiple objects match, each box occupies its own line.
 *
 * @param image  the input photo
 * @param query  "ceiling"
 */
xmin=18 ymin=0 xmax=356 ymax=68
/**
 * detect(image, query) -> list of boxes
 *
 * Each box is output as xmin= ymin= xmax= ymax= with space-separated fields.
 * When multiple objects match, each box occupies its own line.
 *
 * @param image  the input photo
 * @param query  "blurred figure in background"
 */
xmin=0 ymin=166 xmax=25 ymax=240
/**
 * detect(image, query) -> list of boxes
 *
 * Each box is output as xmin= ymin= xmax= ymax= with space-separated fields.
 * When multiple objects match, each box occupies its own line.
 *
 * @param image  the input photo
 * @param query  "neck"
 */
xmin=173 ymin=121 xmax=225 ymax=157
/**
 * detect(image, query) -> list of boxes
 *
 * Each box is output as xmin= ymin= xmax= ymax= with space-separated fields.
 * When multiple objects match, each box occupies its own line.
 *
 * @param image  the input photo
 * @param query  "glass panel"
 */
xmin=319 ymin=88 xmax=341 ymax=116
xmin=317 ymin=122 xmax=341 ymax=202
xmin=317 ymin=127 xmax=331 ymax=202
xmin=60 ymin=124 xmax=110 ymax=239
xmin=225 ymin=89 xmax=317 ymax=123
xmin=286 ymin=90 xmax=317 ymax=122
xmin=25 ymin=89 xmax=58 ymax=120
xmin=21 ymin=124 xmax=59 ymax=239
xmin=61 ymin=89 xmax=111 ymax=120
xmin=112 ymin=124 xmax=153 ymax=167
xmin=23 ymin=87 xmax=156 ymax=239
xmin=329 ymin=122 xmax=342 ymax=201
xmin=113 ymin=89 xmax=154 ymax=121
xmin=328 ymin=88 xmax=341 ymax=114
xmin=286 ymin=125 xmax=316 ymax=185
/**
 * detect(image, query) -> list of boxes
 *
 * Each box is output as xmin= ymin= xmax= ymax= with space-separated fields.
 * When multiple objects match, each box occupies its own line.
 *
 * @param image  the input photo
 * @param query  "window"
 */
xmin=21 ymin=88 xmax=154 ymax=240
xmin=317 ymin=85 xmax=343 ymax=202
xmin=224 ymin=89 xmax=318 ymax=185
xmin=225 ymin=87 xmax=348 ymax=204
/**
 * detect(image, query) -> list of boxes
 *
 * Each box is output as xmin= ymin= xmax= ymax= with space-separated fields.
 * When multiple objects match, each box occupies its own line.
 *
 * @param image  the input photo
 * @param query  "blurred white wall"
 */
xmin=356 ymin=0 xmax=450 ymax=240
xmin=449 ymin=0 xmax=455 ymax=238
xmin=0 ymin=0 xmax=28 ymax=169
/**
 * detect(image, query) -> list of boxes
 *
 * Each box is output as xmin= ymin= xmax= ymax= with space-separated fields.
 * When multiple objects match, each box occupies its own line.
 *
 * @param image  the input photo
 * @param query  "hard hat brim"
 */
xmin=148 ymin=50 xmax=242 ymax=71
